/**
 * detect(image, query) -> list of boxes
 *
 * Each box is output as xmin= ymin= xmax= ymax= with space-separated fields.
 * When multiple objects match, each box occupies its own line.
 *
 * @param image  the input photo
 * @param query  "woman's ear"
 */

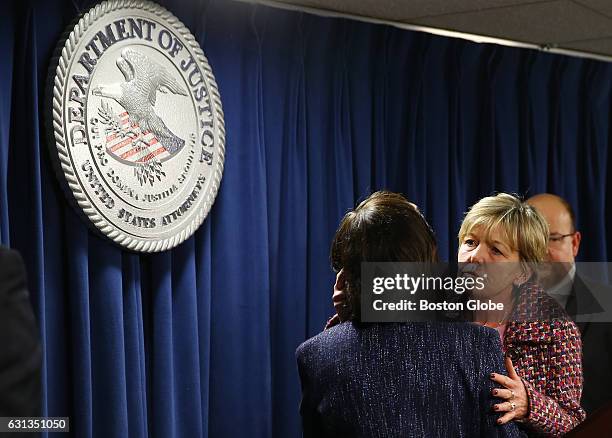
xmin=335 ymin=268 xmax=346 ymax=291
xmin=513 ymin=264 xmax=532 ymax=287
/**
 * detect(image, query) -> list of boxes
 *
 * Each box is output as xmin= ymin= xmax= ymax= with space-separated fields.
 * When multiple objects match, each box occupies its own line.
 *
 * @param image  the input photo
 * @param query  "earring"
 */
xmin=514 ymin=270 xmax=529 ymax=287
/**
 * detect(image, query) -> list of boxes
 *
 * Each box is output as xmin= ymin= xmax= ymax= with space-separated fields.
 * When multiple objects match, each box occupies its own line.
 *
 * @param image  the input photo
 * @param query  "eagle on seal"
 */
xmin=93 ymin=48 xmax=188 ymax=154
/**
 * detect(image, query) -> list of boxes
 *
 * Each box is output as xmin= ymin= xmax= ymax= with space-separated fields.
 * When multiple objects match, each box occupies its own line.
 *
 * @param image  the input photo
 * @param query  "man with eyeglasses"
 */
xmin=527 ymin=193 xmax=612 ymax=416
xmin=527 ymin=194 xmax=581 ymax=307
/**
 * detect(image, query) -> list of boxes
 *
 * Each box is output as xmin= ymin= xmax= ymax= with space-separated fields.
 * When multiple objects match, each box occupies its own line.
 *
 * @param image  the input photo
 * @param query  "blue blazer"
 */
xmin=296 ymin=322 xmax=524 ymax=437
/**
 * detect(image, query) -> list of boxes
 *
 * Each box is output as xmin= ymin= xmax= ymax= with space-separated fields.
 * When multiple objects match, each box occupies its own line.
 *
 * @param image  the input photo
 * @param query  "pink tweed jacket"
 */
xmin=503 ymin=283 xmax=586 ymax=436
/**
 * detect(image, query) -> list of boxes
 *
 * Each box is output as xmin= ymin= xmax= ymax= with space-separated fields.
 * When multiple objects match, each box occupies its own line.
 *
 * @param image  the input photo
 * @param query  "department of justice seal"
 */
xmin=47 ymin=0 xmax=225 ymax=252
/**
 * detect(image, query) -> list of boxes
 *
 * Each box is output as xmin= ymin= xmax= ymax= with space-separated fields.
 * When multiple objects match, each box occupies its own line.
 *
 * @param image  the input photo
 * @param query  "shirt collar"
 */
xmin=546 ymin=263 xmax=576 ymax=297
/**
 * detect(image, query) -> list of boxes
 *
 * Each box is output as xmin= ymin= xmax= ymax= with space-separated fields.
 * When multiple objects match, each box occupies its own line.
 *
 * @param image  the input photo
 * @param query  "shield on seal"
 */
xmin=103 ymin=111 xmax=171 ymax=163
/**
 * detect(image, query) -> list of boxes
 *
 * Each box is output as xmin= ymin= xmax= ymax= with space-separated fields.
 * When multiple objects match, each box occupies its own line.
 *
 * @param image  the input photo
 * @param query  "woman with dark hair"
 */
xmin=296 ymin=191 xmax=522 ymax=437
xmin=329 ymin=192 xmax=438 ymax=322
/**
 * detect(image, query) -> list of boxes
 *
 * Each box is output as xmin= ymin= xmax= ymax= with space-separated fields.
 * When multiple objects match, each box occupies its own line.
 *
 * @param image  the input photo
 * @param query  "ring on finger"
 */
xmin=509 ymin=390 xmax=515 ymax=400
xmin=510 ymin=402 xmax=516 ymax=411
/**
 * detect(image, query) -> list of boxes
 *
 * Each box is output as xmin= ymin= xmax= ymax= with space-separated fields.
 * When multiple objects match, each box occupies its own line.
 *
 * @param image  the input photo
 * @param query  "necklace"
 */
xmin=476 ymin=311 xmax=511 ymax=328
xmin=475 ymin=295 xmax=515 ymax=327
xmin=479 ymin=320 xmax=505 ymax=329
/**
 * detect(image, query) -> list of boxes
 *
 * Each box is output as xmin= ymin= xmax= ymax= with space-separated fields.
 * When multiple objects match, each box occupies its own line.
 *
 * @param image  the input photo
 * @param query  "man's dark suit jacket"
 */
xmin=566 ymin=275 xmax=612 ymax=415
xmin=296 ymin=321 xmax=524 ymax=438
xmin=0 ymin=246 xmax=41 ymax=417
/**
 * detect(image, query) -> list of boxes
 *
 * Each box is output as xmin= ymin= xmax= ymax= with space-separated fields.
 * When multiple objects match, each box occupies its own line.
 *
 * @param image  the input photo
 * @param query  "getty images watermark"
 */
xmin=360 ymin=262 xmax=612 ymax=323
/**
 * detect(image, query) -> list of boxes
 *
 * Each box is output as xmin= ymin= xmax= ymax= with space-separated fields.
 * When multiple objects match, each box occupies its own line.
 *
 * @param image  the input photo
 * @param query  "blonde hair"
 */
xmin=458 ymin=193 xmax=549 ymax=264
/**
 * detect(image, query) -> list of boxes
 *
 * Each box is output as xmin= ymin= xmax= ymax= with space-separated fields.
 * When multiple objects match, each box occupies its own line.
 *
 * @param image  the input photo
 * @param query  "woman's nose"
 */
xmin=468 ymin=244 xmax=485 ymax=264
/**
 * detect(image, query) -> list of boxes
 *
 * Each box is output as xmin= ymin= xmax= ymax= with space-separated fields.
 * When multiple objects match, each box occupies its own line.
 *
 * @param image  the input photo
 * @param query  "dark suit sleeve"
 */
xmin=477 ymin=329 xmax=525 ymax=438
xmin=296 ymin=344 xmax=325 ymax=438
xmin=0 ymin=248 xmax=41 ymax=417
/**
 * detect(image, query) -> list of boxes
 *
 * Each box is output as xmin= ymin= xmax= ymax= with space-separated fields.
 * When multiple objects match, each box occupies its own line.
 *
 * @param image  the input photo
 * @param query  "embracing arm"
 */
xmin=522 ymin=320 xmax=585 ymax=436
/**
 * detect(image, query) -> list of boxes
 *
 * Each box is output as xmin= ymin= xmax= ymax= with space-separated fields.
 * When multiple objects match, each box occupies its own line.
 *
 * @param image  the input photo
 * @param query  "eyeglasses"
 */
xmin=548 ymin=232 xmax=575 ymax=244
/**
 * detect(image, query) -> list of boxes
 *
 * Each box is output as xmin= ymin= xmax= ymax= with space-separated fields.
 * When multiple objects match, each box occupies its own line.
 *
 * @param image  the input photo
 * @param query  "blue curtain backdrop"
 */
xmin=1 ymin=0 xmax=612 ymax=436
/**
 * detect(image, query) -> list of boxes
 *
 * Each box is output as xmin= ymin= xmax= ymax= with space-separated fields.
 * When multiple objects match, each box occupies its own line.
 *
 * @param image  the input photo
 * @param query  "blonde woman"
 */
xmin=457 ymin=193 xmax=585 ymax=436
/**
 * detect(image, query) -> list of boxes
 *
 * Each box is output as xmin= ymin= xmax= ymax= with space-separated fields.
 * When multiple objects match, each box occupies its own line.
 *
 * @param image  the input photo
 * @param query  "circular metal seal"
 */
xmin=47 ymin=0 xmax=225 ymax=252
